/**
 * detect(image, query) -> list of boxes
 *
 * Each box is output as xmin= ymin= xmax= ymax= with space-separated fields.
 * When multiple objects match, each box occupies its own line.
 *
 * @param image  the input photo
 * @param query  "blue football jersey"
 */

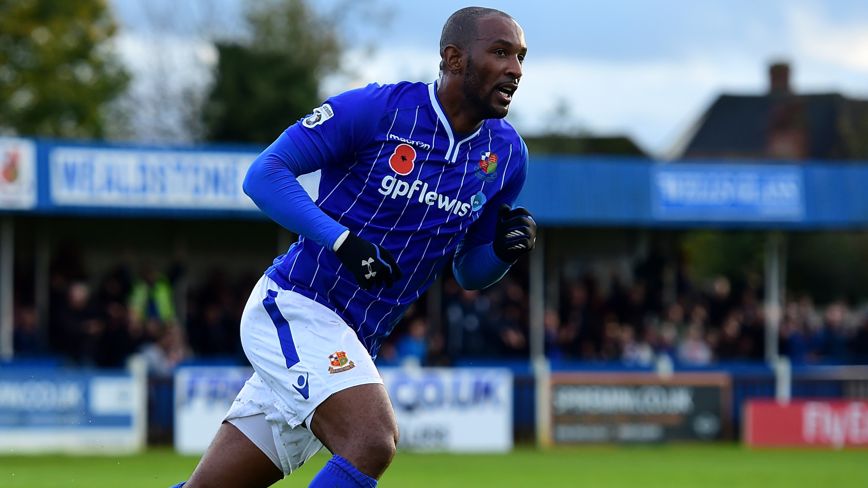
xmin=265 ymin=81 xmax=528 ymax=356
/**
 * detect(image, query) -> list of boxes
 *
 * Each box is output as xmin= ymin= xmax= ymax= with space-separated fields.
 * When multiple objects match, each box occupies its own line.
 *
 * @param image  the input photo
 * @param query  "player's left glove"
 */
xmin=493 ymin=204 xmax=537 ymax=263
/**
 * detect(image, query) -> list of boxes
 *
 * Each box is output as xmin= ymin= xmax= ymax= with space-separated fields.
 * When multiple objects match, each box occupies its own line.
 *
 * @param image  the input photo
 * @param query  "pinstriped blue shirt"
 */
xmin=265 ymin=81 xmax=528 ymax=356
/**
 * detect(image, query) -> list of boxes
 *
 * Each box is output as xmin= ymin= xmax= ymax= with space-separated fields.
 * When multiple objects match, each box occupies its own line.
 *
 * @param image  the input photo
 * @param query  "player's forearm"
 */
xmin=452 ymin=243 xmax=511 ymax=290
xmin=243 ymin=148 xmax=347 ymax=249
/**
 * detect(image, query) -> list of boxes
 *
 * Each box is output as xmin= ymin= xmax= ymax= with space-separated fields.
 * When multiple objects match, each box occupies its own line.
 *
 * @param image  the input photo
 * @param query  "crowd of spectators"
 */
xmin=401 ymin=264 xmax=868 ymax=367
xmin=11 ymin=245 xmax=253 ymax=375
xmin=10 ymin=246 xmax=868 ymax=371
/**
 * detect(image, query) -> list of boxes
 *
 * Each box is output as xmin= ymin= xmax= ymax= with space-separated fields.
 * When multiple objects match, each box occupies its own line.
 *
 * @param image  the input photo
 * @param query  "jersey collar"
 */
xmin=428 ymin=81 xmax=483 ymax=164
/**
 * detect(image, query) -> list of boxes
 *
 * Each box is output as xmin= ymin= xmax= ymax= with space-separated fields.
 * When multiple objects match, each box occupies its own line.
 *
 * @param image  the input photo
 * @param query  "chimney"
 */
xmin=769 ymin=62 xmax=791 ymax=95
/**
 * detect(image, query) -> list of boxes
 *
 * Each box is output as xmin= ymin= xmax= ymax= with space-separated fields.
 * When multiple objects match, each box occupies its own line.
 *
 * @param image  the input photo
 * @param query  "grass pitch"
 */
xmin=1 ymin=444 xmax=865 ymax=487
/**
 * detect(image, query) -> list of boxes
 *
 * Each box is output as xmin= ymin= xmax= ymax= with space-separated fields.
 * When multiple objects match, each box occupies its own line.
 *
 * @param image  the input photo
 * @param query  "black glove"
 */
xmin=334 ymin=233 xmax=402 ymax=290
xmin=493 ymin=204 xmax=537 ymax=263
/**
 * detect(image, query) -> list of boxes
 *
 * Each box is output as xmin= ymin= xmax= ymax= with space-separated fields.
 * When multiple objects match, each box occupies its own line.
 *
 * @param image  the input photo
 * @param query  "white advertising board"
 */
xmin=0 ymin=367 xmax=146 ymax=453
xmin=173 ymin=366 xmax=252 ymax=454
xmin=49 ymin=146 xmax=322 ymax=209
xmin=174 ymin=366 xmax=513 ymax=454
xmin=380 ymin=367 xmax=513 ymax=452
xmin=50 ymin=147 xmax=258 ymax=209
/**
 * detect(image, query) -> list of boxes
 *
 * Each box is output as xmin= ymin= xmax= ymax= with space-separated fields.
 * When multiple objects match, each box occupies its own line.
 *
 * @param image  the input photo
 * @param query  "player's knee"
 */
xmin=367 ymin=433 xmax=398 ymax=471
xmin=354 ymin=427 xmax=397 ymax=475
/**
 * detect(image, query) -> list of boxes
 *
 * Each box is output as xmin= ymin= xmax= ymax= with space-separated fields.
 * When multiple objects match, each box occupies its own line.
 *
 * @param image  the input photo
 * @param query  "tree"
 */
xmin=0 ymin=0 xmax=129 ymax=138
xmin=203 ymin=0 xmax=343 ymax=144
xmin=107 ymin=0 xmax=243 ymax=144
xmin=524 ymin=134 xmax=647 ymax=157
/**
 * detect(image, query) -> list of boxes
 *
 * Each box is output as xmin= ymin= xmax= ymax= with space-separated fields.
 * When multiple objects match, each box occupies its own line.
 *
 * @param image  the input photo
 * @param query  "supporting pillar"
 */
xmin=529 ymin=229 xmax=551 ymax=447
xmin=764 ymin=232 xmax=785 ymax=364
xmin=1 ymin=218 xmax=14 ymax=360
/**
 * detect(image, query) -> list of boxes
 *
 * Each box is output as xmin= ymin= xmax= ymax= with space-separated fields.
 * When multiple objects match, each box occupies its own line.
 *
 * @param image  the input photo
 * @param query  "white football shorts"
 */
xmin=223 ymin=275 xmax=383 ymax=476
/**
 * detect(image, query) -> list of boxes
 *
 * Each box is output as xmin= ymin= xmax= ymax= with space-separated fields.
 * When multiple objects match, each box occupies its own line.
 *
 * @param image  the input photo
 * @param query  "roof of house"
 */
xmin=677 ymin=62 xmax=868 ymax=161
xmin=680 ymin=92 xmax=856 ymax=160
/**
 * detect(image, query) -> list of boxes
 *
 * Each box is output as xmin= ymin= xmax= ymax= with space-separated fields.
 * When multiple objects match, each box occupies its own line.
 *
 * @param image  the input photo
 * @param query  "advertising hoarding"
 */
xmin=744 ymin=400 xmax=868 ymax=448
xmin=49 ymin=146 xmax=259 ymax=210
xmin=174 ymin=366 xmax=252 ymax=454
xmin=381 ymin=367 xmax=513 ymax=452
xmin=0 ymin=138 xmax=37 ymax=210
xmin=652 ymin=164 xmax=804 ymax=221
xmin=174 ymin=367 xmax=513 ymax=454
xmin=549 ymin=373 xmax=731 ymax=444
xmin=0 ymin=368 xmax=146 ymax=453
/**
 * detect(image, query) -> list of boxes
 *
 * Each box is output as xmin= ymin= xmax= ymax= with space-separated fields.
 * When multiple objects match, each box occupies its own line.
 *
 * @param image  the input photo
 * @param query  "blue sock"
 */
xmin=309 ymin=454 xmax=377 ymax=488
xmin=168 ymin=483 xmax=185 ymax=488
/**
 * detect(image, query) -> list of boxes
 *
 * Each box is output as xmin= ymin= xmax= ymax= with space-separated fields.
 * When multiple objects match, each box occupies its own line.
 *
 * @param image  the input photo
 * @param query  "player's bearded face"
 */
xmin=463 ymin=55 xmax=509 ymax=119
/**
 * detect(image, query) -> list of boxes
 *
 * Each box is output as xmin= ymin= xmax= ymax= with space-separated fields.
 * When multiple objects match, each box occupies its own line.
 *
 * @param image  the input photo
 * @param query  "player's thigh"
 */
xmin=311 ymin=382 xmax=398 ymax=459
xmin=186 ymin=422 xmax=282 ymax=488
xmin=236 ymin=277 xmax=389 ymax=469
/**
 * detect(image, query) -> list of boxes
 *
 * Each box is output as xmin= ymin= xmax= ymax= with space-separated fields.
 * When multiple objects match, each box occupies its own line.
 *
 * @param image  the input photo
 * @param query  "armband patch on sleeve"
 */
xmin=302 ymin=103 xmax=335 ymax=128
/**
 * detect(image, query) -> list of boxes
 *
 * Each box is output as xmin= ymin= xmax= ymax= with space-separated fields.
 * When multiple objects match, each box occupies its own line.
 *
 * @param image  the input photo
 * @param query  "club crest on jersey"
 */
xmin=328 ymin=351 xmax=356 ymax=374
xmin=389 ymin=143 xmax=416 ymax=176
xmin=302 ymin=103 xmax=334 ymax=128
xmin=476 ymin=151 xmax=498 ymax=181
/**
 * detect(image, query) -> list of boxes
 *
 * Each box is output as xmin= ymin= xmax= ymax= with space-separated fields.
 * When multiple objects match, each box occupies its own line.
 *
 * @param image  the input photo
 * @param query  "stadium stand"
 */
xmin=2 ymin=136 xmax=868 ymax=445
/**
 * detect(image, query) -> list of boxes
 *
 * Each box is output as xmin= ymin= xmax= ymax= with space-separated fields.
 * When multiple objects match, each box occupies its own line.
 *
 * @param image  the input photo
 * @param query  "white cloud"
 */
xmin=109 ymin=1 xmax=868 ymax=153
xmin=325 ymin=2 xmax=868 ymax=158
xmin=327 ymin=47 xmax=766 ymax=157
xmin=788 ymin=5 xmax=868 ymax=72
xmin=113 ymin=32 xmax=217 ymax=142
xmin=115 ymin=32 xmax=217 ymax=87
xmin=323 ymin=47 xmax=440 ymax=94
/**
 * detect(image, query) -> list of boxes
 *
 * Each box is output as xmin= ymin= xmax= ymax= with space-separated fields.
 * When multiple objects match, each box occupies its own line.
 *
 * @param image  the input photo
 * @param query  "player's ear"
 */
xmin=442 ymin=45 xmax=463 ymax=74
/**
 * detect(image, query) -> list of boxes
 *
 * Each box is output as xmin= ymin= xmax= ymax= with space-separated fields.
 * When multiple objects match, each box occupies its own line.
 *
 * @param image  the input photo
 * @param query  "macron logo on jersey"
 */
xmin=379 ymin=175 xmax=472 ymax=217
xmin=388 ymin=134 xmax=432 ymax=151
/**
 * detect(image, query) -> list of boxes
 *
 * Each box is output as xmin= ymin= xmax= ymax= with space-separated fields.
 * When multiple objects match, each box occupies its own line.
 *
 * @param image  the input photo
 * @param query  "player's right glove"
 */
xmin=493 ymin=204 xmax=537 ymax=264
xmin=334 ymin=233 xmax=402 ymax=290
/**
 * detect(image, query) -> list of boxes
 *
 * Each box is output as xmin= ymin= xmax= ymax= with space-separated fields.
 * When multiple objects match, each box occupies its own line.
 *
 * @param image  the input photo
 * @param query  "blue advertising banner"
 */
xmin=651 ymin=164 xmax=805 ymax=221
xmin=6 ymin=137 xmax=868 ymax=229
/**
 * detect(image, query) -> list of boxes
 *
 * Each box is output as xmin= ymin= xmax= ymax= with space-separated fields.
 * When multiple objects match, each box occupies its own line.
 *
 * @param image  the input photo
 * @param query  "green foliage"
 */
xmin=0 ymin=0 xmax=129 ymax=138
xmin=680 ymin=231 xmax=767 ymax=289
xmin=681 ymin=231 xmax=868 ymax=304
xmin=787 ymin=232 xmax=868 ymax=303
xmin=203 ymin=0 xmax=342 ymax=143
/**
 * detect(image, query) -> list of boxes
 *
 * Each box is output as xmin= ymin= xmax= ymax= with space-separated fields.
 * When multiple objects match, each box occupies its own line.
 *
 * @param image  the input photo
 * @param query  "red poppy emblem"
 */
xmin=389 ymin=144 xmax=416 ymax=175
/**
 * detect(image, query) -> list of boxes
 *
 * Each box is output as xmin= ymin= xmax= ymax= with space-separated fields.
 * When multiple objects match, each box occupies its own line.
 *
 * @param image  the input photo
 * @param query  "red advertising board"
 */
xmin=744 ymin=400 xmax=868 ymax=448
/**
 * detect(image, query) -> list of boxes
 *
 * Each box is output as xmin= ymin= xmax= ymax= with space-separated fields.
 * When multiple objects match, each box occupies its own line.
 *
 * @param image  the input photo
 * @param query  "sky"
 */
xmin=109 ymin=0 xmax=868 ymax=157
